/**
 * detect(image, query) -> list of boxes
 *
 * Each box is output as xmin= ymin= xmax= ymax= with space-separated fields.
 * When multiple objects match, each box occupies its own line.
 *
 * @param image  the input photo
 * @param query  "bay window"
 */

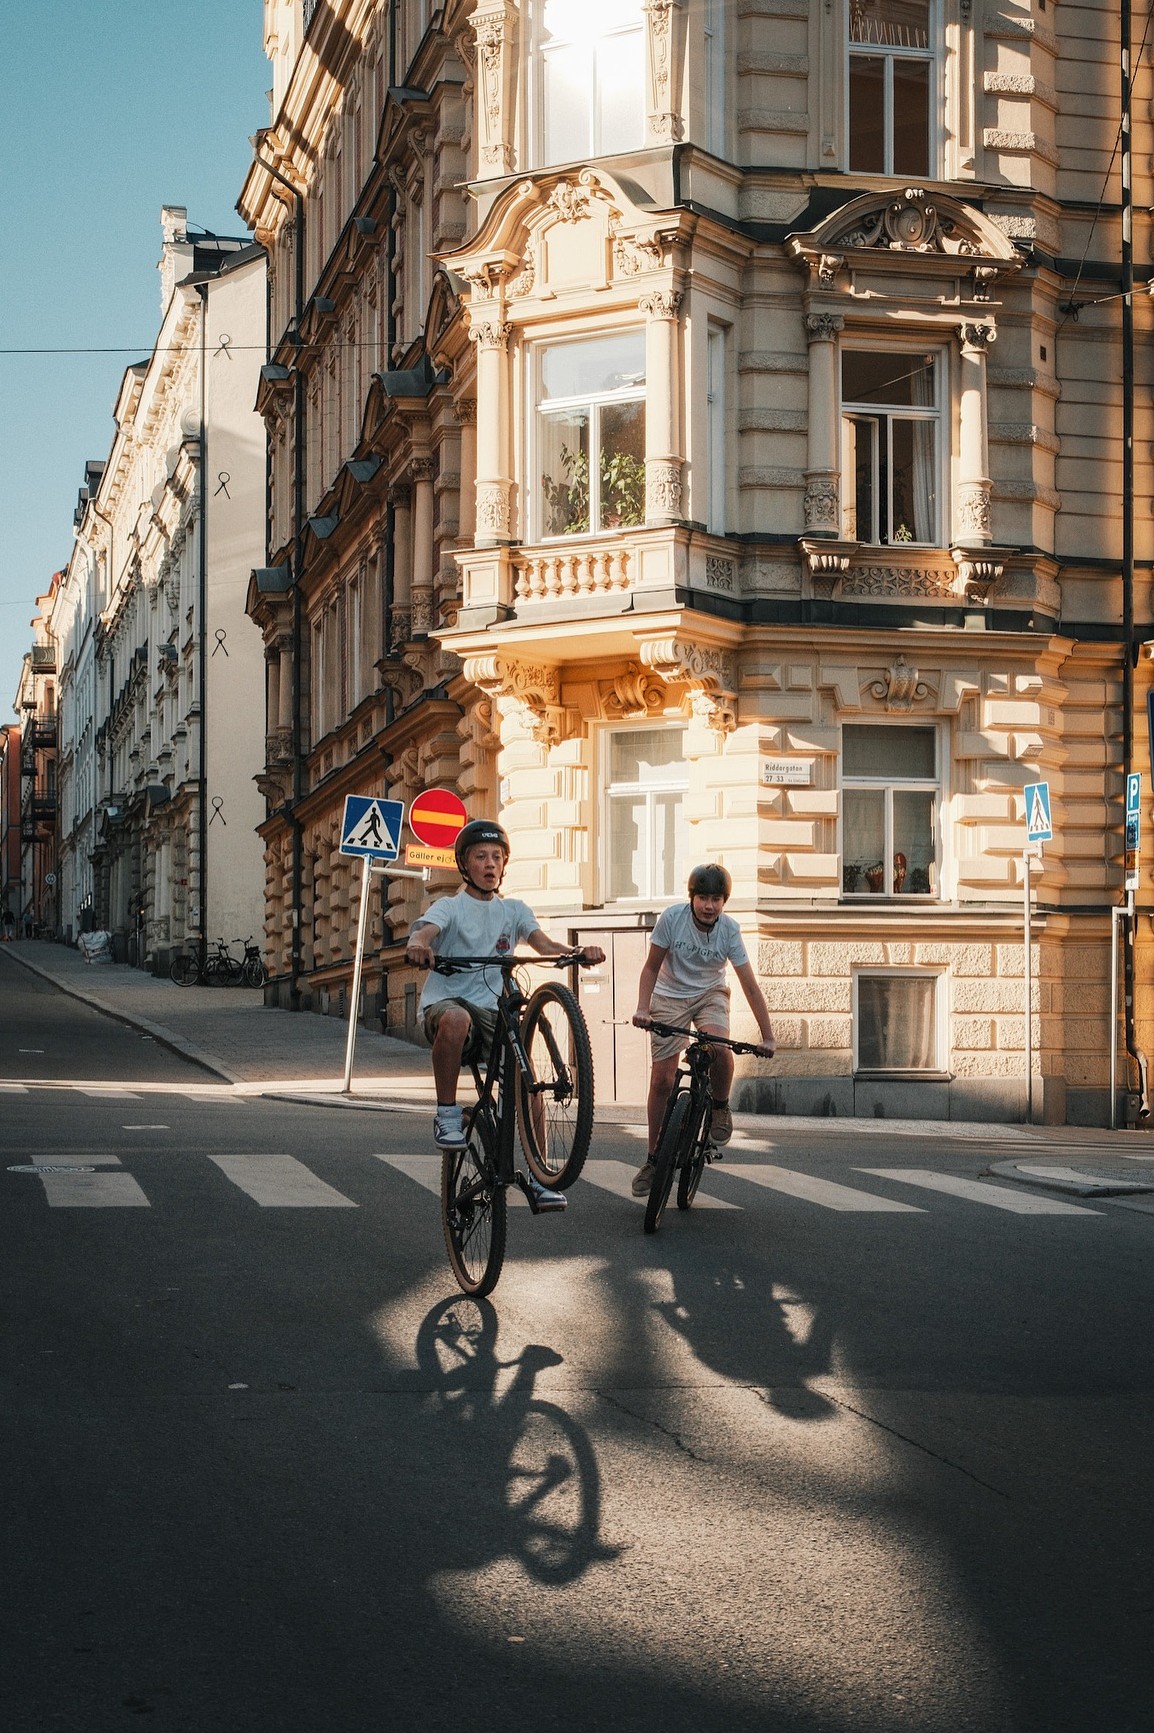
xmin=537 ymin=0 xmax=645 ymax=166
xmin=536 ymin=331 xmax=646 ymax=538
xmin=842 ymin=723 xmax=938 ymax=897
xmin=841 ymin=348 xmax=941 ymax=546
xmin=849 ymin=0 xmax=933 ymax=177
xmin=605 ymin=726 xmax=689 ymax=902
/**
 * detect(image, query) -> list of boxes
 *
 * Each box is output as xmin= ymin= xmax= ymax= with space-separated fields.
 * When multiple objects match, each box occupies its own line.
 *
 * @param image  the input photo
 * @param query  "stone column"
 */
xmin=955 ymin=321 xmax=996 ymax=546
xmin=455 ymin=398 xmax=477 ymax=542
xmin=390 ymin=483 xmax=412 ymax=645
xmin=641 ymin=289 xmax=683 ymax=524
xmin=804 ymin=312 xmax=844 ymax=537
xmin=644 ymin=1 xmax=685 ymax=145
xmin=469 ymin=318 xmax=512 ymax=546
xmin=276 ymin=633 xmax=294 ymax=734
xmin=410 ymin=457 xmax=436 ymax=635
xmin=265 ymin=642 xmax=280 ymax=739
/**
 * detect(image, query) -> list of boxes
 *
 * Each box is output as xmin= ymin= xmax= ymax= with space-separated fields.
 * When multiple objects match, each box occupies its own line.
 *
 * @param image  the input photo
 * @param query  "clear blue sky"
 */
xmin=0 ymin=0 xmax=270 ymax=715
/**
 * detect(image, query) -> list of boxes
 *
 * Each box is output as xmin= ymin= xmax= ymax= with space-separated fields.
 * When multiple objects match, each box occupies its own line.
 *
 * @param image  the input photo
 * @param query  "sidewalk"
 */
xmin=4 ymin=938 xmax=1154 ymax=1203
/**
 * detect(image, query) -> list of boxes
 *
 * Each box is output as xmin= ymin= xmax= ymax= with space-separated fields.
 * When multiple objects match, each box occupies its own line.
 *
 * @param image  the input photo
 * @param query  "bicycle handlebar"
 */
xmin=428 ymin=950 xmax=592 ymax=974
xmin=639 ymin=1018 xmax=769 ymax=1057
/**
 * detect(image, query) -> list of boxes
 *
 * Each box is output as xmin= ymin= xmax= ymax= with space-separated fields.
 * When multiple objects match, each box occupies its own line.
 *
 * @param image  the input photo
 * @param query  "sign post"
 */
xmin=1022 ymin=782 xmax=1052 ymax=1125
xmin=339 ymin=796 xmax=405 ymax=1093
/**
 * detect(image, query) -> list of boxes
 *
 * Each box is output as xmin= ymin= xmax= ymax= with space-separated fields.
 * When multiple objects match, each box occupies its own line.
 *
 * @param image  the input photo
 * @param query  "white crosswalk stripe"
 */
xmin=372 ymin=1152 xmax=441 ymax=1197
xmin=580 ymin=1158 xmax=739 ymax=1207
xmin=204 ymin=1152 xmax=356 ymax=1207
xmin=719 ymin=1163 xmax=925 ymax=1212
xmin=74 ymin=1087 xmax=143 ymax=1099
xmin=26 ymin=1156 xmax=150 ymax=1209
xmin=860 ymin=1168 xmax=1104 ymax=1216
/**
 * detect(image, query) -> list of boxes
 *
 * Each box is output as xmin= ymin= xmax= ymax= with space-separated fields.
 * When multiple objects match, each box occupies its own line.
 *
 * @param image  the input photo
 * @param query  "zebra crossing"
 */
xmin=7 ymin=1147 xmax=1117 ymax=1218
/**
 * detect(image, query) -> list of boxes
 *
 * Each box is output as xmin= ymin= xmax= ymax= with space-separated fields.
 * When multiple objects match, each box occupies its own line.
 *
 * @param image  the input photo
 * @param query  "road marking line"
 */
xmin=74 ymin=1087 xmax=142 ymax=1099
xmin=372 ymin=1152 xmax=441 ymax=1197
xmin=581 ymin=1158 xmax=739 ymax=1208
xmin=720 ymin=1164 xmax=924 ymax=1212
xmin=859 ymin=1168 xmax=1105 ymax=1216
xmin=39 ymin=1167 xmax=150 ymax=1208
xmin=0 ymin=1083 xmax=28 ymax=1092
xmin=205 ymin=1152 xmax=356 ymax=1208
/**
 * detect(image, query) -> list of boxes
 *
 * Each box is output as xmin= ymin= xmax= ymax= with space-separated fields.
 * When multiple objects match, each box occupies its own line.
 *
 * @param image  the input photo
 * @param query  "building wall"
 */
xmin=240 ymin=0 xmax=1152 ymax=1125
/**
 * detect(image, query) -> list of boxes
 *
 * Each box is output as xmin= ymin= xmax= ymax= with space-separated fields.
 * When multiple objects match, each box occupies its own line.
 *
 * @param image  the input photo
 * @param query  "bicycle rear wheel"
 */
xmin=442 ymin=1112 xmax=507 ymax=1297
xmin=242 ymin=957 xmax=267 ymax=988
xmin=169 ymin=953 xmax=200 ymax=986
xmin=516 ymin=982 xmax=594 ymax=1189
xmin=644 ymin=1091 xmax=693 ymax=1235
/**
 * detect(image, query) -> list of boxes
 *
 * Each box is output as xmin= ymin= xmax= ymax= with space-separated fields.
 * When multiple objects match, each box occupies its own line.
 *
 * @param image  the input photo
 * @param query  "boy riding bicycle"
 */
xmin=405 ymin=819 xmax=605 ymax=1160
xmin=631 ymin=863 xmax=776 ymax=1196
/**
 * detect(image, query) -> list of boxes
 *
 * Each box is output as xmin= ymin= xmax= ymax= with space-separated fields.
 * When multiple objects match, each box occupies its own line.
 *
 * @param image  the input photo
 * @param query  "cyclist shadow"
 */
xmin=647 ymin=1242 xmax=839 ymax=1421
xmin=400 ymin=1293 xmax=619 ymax=1586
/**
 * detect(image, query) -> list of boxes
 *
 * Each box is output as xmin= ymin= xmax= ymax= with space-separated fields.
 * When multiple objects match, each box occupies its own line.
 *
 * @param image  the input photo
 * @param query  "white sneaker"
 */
xmin=433 ymin=1108 xmax=467 ymax=1149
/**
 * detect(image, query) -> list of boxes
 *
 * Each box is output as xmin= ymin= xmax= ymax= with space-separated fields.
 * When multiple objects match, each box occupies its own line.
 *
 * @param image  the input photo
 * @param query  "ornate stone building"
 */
xmin=243 ymin=0 xmax=1154 ymax=1125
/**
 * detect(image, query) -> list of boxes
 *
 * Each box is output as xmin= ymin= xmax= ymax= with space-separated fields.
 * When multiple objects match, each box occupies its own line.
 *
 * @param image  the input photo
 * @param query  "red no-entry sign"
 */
xmin=408 ymin=788 xmax=468 ymax=851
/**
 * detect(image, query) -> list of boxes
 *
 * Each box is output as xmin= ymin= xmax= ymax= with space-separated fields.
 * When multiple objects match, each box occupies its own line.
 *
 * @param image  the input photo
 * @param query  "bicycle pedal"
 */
xmin=516 ymin=1173 xmax=568 ymax=1214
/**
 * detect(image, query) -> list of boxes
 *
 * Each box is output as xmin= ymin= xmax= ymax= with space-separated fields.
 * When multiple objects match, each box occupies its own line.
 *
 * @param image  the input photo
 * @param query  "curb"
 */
xmin=989 ymin=1159 xmax=1154 ymax=1199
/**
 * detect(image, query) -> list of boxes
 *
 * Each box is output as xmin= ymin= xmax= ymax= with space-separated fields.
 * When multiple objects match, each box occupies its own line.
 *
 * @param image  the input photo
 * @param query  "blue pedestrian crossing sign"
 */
xmin=340 ymin=795 xmax=403 ymax=860
xmin=1024 ymin=781 xmax=1052 ymax=843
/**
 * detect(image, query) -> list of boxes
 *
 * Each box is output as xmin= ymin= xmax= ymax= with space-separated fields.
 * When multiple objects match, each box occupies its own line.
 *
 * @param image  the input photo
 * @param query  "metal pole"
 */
xmin=1024 ymin=849 xmax=1033 ymax=1125
xmin=1110 ymin=903 xmax=1124 ymax=1130
xmin=342 ymin=855 xmax=374 ymax=1093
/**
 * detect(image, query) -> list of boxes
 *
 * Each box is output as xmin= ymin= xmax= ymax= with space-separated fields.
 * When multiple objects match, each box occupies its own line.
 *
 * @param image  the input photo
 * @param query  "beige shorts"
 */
xmin=648 ymin=986 xmax=731 ymax=1063
xmin=422 ymin=998 xmax=498 ymax=1065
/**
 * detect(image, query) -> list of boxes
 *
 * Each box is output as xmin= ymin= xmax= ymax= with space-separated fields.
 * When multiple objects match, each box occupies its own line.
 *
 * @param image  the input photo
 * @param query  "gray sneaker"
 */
xmin=433 ymin=1108 xmax=467 ymax=1149
xmin=524 ymin=1174 xmax=567 ymax=1213
xmin=631 ymin=1160 xmax=656 ymax=1197
xmin=710 ymin=1104 xmax=733 ymax=1144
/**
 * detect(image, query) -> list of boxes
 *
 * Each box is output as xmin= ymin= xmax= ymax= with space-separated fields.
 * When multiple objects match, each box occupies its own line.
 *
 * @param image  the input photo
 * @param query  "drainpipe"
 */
xmin=1120 ymin=0 xmax=1149 ymax=1119
xmin=254 ymin=145 xmax=306 ymax=1010
xmin=195 ymin=282 xmax=209 ymax=972
xmin=87 ymin=498 xmax=117 ymax=928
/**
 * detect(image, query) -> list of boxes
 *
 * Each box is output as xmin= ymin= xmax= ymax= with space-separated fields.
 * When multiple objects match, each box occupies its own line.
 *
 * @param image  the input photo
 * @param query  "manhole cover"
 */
xmin=8 ymin=1164 xmax=101 ymax=1174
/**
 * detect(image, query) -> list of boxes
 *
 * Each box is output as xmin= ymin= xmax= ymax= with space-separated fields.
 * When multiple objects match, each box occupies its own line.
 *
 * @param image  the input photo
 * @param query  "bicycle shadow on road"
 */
xmin=397 ymin=1293 xmax=619 ymax=1587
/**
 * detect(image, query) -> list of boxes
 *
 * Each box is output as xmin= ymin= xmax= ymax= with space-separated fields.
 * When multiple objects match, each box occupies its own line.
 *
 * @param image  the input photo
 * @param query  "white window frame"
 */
xmin=853 ymin=967 xmax=946 ymax=1074
xmin=533 ymin=0 xmax=646 ymax=168
xmin=840 ymin=341 xmax=945 ymax=548
xmin=602 ymin=722 xmax=690 ymax=905
xmin=705 ymin=0 xmax=727 ymax=156
xmin=531 ymin=329 xmax=647 ymax=541
xmin=847 ymin=0 xmax=938 ymax=178
xmin=840 ymin=720 xmax=942 ymax=899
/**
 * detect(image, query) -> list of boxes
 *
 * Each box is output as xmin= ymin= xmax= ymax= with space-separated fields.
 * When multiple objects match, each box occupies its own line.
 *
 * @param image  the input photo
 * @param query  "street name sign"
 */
xmin=339 ymin=795 xmax=403 ymax=860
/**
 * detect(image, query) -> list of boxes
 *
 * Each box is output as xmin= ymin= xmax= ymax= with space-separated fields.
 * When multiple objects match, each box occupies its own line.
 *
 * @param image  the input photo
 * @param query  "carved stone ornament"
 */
xmin=959 ymin=321 xmax=997 ymax=352
xmin=468 ymin=318 xmax=511 ymax=351
xmin=804 ymin=478 xmax=841 ymax=533
xmin=867 ymin=657 xmax=931 ymax=714
xmin=843 ymin=565 xmax=955 ymax=599
xmin=640 ymin=289 xmax=683 ymax=321
xmin=805 ymin=312 xmax=844 ymax=344
xmin=956 ymin=481 xmax=993 ymax=541
xmin=705 ymin=556 xmax=736 ymax=592
xmin=475 ymin=482 xmax=511 ymax=538
xmin=951 ymin=545 xmax=1008 ymax=605
xmin=464 ymin=652 xmax=574 ymax=746
xmin=612 ymin=230 xmax=664 ymax=277
xmin=830 ymin=190 xmax=979 ymax=256
xmin=603 ymin=664 xmax=668 ymax=720
xmin=506 ymin=241 xmax=536 ymax=299
xmin=801 ymin=538 xmax=856 ymax=598
xmin=646 ymin=460 xmax=683 ymax=520
xmin=639 ymin=637 xmax=738 ymax=734
xmin=549 ymin=180 xmax=593 ymax=223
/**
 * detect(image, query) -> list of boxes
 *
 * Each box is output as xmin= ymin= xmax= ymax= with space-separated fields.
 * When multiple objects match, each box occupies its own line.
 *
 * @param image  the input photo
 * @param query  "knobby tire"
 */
xmin=516 ymin=981 xmax=594 ymax=1190
xmin=677 ymin=1109 xmax=709 ymax=1210
xmin=644 ymin=1090 xmax=693 ymax=1234
xmin=441 ymin=1109 xmax=506 ymax=1297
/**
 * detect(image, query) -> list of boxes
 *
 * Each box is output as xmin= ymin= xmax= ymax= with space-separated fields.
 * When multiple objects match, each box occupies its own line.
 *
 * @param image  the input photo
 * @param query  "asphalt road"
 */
xmin=2 ymin=964 xmax=1152 ymax=1732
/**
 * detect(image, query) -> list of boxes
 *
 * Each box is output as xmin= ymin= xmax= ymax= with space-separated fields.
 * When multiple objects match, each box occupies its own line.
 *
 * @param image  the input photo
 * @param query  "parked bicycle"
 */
xmin=426 ymin=952 xmax=594 ymax=1296
xmin=641 ymin=1021 xmax=768 ymax=1234
xmin=169 ymin=935 xmax=267 ymax=988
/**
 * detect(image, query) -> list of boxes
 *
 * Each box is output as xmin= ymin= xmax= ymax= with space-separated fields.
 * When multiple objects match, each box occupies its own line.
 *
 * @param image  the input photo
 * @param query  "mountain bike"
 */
xmin=642 ymin=1021 xmax=768 ymax=1235
xmin=429 ymin=953 xmax=595 ymax=1296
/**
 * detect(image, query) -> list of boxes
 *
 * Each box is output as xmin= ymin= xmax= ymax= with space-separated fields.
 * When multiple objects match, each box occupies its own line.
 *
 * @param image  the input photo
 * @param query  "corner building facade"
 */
xmin=246 ymin=0 xmax=1154 ymax=1125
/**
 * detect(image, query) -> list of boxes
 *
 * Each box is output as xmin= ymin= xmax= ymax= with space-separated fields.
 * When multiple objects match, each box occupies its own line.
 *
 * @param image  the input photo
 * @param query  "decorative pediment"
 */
xmin=789 ymin=189 xmax=1022 ymax=293
xmin=440 ymin=169 xmax=683 ymax=306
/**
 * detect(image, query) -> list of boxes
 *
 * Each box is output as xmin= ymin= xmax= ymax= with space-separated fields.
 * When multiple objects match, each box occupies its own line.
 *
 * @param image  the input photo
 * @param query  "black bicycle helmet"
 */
xmin=454 ymin=818 xmax=511 ymax=876
xmin=687 ymin=862 xmax=732 ymax=900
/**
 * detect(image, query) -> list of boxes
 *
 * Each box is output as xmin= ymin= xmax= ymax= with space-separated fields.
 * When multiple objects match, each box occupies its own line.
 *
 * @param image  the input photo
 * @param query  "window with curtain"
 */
xmin=842 ymin=723 xmax=938 ymax=897
xmin=848 ymin=0 xmax=933 ymax=176
xmin=841 ymin=348 xmax=940 ymax=546
xmin=856 ymin=973 xmax=939 ymax=1070
xmin=605 ymin=726 xmax=689 ymax=901
xmin=536 ymin=331 xmax=646 ymax=538
xmin=537 ymin=0 xmax=645 ymax=166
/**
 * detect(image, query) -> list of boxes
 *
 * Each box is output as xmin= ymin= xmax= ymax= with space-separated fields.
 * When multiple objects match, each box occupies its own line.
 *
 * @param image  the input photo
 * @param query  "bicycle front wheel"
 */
xmin=442 ymin=1115 xmax=507 ymax=1297
xmin=677 ymin=1116 xmax=709 ymax=1211
xmin=644 ymin=1091 xmax=693 ymax=1235
xmin=169 ymin=953 xmax=200 ymax=986
xmin=242 ymin=957 xmax=267 ymax=988
xmin=516 ymin=982 xmax=594 ymax=1189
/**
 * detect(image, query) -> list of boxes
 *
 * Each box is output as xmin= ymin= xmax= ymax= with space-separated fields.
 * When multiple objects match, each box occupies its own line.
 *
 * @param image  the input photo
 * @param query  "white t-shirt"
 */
xmin=650 ymin=903 xmax=749 ymax=1000
xmin=414 ymin=890 xmax=539 ymax=1012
